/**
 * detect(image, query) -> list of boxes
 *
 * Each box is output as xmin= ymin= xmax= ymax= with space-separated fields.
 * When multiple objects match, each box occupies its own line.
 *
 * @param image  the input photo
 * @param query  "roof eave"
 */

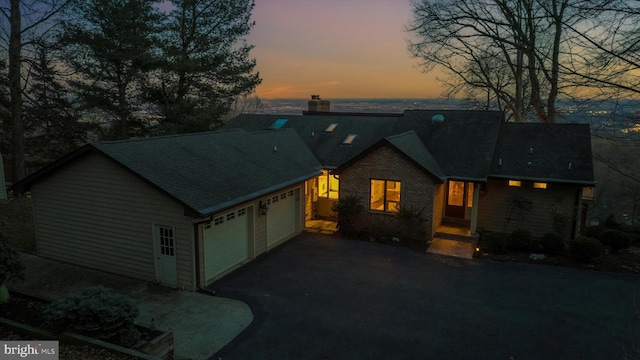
xmin=196 ymin=170 xmax=322 ymax=217
xmin=489 ymin=174 xmax=596 ymax=186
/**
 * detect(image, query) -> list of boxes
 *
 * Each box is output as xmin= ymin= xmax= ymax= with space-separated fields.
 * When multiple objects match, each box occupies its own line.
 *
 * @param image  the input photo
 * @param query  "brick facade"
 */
xmin=338 ymin=144 xmax=439 ymax=240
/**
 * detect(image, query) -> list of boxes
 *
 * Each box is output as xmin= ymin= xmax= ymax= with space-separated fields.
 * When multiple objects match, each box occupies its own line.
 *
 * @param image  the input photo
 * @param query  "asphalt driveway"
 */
xmin=212 ymin=233 xmax=640 ymax=360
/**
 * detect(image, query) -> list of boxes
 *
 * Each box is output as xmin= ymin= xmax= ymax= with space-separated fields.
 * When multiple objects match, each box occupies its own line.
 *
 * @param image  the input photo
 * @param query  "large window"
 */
xmin=318 ymin=170 xmax=339 ymax=199
xmin=370 ymin=179 xmax=401 ymax=212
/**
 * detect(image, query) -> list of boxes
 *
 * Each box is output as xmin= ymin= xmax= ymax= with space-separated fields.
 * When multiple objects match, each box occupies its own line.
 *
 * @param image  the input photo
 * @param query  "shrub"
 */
xmin=0 ymin=232 xmax=25 ymax=285
xmin=43 ymin=286 xmax=140 ymax=346
xmin=541 ymin=232 xmax=565 ymax=255
xmin=599 ymin=229 xmax=631 ymax=253
xmin=332 ymin=194 xmax=364 ymax=237
xmin=605 ymin=214 xmax=622 ymax=230
xmin=508 ymin=229 xmax=533 ymax=252
xmin=584 ymin=224 xmax=607 ymax=240
xmin=482 ymin=232 xmax=509 ymax=254
xmin=393 ymin=206 xmax=427 ymax=242
xmin=568 ymin=236 xmax=604 ymax=262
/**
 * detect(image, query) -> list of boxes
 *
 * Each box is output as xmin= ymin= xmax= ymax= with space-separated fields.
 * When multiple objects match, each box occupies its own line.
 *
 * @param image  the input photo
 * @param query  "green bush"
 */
xmin=605 ymin=214 xmax=622 ymax=230
xmin=508 ymin=229 xmax=533 ymax=252
xmin=482 ymin=232 xmax=509 ymax=254
xmin=0 ymin=232 xmax=25 ymax=285
xmin=584 ymin=224 xmax=607 ymax=240
xmin=568 ymin=236 xmax=604 ymax=262
xmin=599 ymin=229 xmax=631 ymax=253
xmin=332 ymin=194 xmax=364 ymax=237
xmin=43 ymin=286 xmax=140 ymax=346
xmin=541 ymin=232 xmax=565 ymax=255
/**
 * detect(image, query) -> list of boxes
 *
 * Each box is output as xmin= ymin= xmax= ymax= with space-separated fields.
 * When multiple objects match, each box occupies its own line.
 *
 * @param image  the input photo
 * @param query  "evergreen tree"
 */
xmin=147 ymin=0 xmax=261 ymax=134
xmin=62 ymin=0 xmax=160 ymax=139
xmin=24 ymin=43 xmax=91 ymax=167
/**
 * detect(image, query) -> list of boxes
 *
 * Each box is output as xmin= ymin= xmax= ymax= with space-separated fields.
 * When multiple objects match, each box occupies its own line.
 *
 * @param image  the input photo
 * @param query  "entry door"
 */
xmin=445 ymin=181 xmax=473 ymax=218
xmin=155 ymin=225 xmax=177 ymax=287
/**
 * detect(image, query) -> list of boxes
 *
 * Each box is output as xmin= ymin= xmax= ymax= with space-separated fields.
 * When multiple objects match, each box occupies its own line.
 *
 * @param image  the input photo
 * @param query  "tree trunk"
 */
xmin=9 ymin=0 xmax=25 ymax=183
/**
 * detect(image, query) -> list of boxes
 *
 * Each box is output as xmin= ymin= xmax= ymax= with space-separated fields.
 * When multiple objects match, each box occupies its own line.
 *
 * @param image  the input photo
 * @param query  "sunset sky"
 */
xmin=247 ymin=0 xmax=443 ymax=99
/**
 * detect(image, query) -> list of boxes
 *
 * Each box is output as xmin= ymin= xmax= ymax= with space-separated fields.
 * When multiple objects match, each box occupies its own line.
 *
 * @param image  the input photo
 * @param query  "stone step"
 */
xmin=434 ymin=231 xmax=479 ymax=243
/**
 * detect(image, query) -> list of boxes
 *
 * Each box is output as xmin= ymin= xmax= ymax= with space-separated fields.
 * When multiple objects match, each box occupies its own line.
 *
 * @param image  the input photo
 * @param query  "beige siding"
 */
xmin=339 ymin=144 xmax=437 ymax=239
xmin=477 ymin=179 xmax=580 ymax=238
xmin=432 ymin=183 xmax=445 ymax=237
xmin=31 ymin=153 xmax=196 ymax=290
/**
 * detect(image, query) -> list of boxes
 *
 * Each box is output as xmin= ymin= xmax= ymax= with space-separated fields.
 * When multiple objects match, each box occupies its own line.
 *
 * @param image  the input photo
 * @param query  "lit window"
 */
xmin=533 ymin=182 xmax=547 ymax=189
xmin=508 ymin=180 xmax=521 ymax=187
xmin=342 ymin=134 xmax=357 ymax=145
xmin=370 ymin=179 xmax=401 ymax=213
xmin=324 ymin=123 xmax=339 ymax=132
xmin=318 ymin=170 xmax=339 ymax=199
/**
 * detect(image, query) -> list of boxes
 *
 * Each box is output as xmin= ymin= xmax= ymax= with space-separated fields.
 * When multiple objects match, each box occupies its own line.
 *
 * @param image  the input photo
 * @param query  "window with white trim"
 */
xmin=158 ymin=226 xmax=175 ymax=256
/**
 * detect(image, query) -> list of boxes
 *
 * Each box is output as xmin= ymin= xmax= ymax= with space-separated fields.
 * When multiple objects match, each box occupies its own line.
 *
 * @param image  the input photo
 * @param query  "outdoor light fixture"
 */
xmin=259 ymin=201 xmax=268 ymax=215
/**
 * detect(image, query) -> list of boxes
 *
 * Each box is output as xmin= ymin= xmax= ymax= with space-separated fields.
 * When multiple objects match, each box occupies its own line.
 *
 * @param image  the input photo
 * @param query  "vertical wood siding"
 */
xmin=477 ymin=179 xmax=580 ymax=238
xmin=31 ymin=153 xmax=196 ymax=290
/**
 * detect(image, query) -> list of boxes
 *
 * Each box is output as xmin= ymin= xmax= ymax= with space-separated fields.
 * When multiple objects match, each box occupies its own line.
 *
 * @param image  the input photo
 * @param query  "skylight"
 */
xmin=342 ymin=134 xmax=357 ymax=145
xmin=268 ymin=118 xmax=288 ymax=130
xmin=324 ymin=123 xmax=339 ymax=132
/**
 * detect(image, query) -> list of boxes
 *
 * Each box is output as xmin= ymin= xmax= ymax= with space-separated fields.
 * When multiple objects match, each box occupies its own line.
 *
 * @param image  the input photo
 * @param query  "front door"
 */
xmin=445 ymin=181 xmax=473 ymax=219
xmin=155 ymin=225 xmax=177 ymax=287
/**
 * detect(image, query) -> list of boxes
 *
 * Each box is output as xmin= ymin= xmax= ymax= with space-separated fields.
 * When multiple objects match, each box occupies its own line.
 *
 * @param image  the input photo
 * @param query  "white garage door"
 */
xmin=203 ymin=208 xmax=249 ymax=282
xmin=267 ymin=189 xmax=297 ymax=248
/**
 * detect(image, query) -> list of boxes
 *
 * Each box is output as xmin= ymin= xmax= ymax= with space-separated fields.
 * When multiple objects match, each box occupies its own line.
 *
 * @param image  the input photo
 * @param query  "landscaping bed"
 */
xmin=0 ymin=292 xmax=173 ymax=360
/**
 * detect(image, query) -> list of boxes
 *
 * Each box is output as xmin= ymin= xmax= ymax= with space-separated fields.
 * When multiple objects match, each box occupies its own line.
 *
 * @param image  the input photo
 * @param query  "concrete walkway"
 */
xmin=10 ymin=253 xmax=253 ymax=360
xmin=427 ymin=237 xmax=477 ymax=259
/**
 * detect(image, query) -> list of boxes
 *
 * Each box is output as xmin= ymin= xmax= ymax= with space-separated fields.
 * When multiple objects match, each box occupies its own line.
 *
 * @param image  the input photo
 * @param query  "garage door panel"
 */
xmin=204 ymin=210 xmax=249 ymax=281
xmin=267 ymin=190 xmax=296 ymax=247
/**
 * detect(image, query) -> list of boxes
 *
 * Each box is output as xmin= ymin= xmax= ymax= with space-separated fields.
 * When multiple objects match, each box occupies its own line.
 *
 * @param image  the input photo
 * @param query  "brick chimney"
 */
xmin=308 ymin=95 xmax=330 ymax=112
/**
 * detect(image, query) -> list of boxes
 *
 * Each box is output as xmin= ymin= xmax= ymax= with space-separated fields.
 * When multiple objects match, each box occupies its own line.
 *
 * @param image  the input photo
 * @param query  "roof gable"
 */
xmin=385 ymin=131 xmax=446 ymax=180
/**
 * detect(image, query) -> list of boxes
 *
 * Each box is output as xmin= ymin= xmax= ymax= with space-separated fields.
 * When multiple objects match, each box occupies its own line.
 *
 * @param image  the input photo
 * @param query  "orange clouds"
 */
xmin=248 ymin=0 xmax=443 ymax=99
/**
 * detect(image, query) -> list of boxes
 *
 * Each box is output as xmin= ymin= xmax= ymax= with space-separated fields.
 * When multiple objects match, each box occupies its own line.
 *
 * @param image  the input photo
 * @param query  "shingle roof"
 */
xmin=19 ymin=129 xmax=321 ymax=217
xmin=225 ymin=114 xmax=398 ymax=168
xmin=385 ymin=131 xmax=446 ymax=180
xmin=394 ymin=110 xmax=504 ymax=180
xmin=489 ymin=123 xmax=595 ymax=185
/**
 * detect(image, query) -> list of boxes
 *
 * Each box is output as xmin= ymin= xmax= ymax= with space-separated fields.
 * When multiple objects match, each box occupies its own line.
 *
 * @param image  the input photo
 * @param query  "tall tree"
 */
xmin=62 ymin=0 xmax=160 ymax=139
xmin=406 ymin=0 xmax=611 ymax=123
xmin=24 ymin=42 xmax=91 ymax=167
xmin=0 ymin=0 xmax=75 ymax=182
xmin=147 ymin=0 xmax=261 ymax=133
xmin=8 ymin=0 xmax=24 ymax=182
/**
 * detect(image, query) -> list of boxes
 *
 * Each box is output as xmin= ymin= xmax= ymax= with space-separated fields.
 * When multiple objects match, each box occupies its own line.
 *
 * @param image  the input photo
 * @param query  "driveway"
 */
xmin=212 ymin=233 xmax=640 ymax=360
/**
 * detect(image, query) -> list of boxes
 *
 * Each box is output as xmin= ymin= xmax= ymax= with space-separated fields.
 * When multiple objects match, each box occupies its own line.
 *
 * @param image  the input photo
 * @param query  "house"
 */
xmin=226 ymin=103 xmax=595 ymax=242
xmin=15 ymin=98 xmax=595 ymax=290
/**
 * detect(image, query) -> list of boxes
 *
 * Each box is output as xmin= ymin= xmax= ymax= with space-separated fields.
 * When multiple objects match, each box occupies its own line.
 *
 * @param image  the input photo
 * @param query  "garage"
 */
xmin=267 ymin=189 xmax=298 ymax=248
xmin=203 ymin=207 xmax=250 ymax=282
